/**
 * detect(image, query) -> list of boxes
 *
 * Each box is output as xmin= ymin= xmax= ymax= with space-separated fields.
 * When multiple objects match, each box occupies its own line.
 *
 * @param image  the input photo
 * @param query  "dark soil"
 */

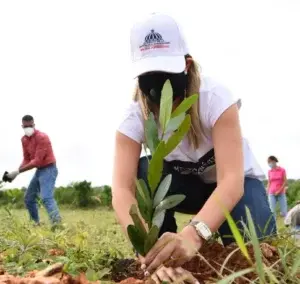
xmin=111 ymin=242 xmax=281 ymax=284
xmin=111 ymin=259 xmax=144 ymax=282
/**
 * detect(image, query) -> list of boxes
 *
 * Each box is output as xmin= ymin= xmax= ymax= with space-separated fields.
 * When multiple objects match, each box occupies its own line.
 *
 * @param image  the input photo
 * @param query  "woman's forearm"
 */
xmin=112 ymin=190 xmax=137 ymax=236
xmin=190 ymin=176 xmax=244 ymax=233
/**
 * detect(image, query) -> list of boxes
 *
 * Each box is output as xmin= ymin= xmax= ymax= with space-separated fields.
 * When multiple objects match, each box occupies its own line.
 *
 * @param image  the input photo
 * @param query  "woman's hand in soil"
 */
xmin=143 ymin=227 xmax=202 ymax=273
xmin=151 ymin=266 xmax=199 ymax=284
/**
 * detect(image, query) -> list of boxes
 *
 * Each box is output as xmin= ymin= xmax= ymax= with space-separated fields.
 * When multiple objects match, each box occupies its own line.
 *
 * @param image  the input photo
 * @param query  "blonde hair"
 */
xmin=133 ymin=55 xmax=202 ymax=149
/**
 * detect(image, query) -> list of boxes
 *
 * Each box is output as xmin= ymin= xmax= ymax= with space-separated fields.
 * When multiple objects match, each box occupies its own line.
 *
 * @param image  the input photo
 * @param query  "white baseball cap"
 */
xmin=130 ymin=13 xmax=189 ymax=78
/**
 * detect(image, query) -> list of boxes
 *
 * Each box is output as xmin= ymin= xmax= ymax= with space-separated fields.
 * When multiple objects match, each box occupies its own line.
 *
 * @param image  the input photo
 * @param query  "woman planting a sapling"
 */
xmin=112 ymin=13 xmax=276 ymax=283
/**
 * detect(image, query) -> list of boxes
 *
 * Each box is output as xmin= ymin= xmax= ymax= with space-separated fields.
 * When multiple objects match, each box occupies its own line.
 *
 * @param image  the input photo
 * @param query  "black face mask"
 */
xmin=138 ymin=72 xmax=188 ymax=105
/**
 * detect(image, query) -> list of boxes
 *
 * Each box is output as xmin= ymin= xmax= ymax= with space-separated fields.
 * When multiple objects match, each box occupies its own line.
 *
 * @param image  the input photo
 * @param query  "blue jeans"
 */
xmin=138 ymin=156 xmax=277 ymax=245
xmin=24 ymin=164 xmax=61 ymax=224
xmin=268 ymin=193 xmax=288 ymax=217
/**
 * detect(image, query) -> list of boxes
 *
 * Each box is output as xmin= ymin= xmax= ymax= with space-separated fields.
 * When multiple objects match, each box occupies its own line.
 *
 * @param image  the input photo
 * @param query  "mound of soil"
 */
xmin=111 ymin=242 xmax=281 ymax=284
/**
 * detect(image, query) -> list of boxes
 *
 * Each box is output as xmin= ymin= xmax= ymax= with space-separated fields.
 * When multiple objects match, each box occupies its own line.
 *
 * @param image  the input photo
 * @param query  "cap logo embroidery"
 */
xmin=139 ymin=29 xmax=170 ymax=51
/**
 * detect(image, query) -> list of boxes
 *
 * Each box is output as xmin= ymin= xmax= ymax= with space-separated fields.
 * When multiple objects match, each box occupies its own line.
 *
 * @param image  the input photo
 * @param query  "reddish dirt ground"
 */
xmin=0 ymin=242 xmax=282 ymax=284
xmin=0 ymin=263 xmax=100 ymax=284
xmin=112 ymin=242 xmax=281 ymax=284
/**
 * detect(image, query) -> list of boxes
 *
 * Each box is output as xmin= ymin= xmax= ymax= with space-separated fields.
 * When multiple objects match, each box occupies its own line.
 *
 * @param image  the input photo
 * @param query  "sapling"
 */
xmin=127 ymin=80 xmax=199 ymax=256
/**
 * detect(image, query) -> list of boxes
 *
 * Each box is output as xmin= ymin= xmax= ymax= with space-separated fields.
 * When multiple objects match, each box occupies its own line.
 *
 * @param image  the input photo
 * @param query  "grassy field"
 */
xmin=0 ymin=206 xmax=299 ymax=283
xmin=0 ymin=206 xmax=191 ymax=278
xmin=0 ymin=207 xmax=191 ymax=254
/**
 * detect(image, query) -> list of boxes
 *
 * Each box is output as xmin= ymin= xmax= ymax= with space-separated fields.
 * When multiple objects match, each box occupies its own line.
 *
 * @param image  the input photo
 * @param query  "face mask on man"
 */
xmin=24 ymin=127 xmax=35 ymax=137
xmin=138 ymin=71 xmax=188 ymax=105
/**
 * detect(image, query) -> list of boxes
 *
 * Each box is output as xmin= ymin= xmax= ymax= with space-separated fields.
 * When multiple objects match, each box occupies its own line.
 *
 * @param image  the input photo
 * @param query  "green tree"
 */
xmin=74 ymin=180 xmax=94 ymax=208
xmin=100 ymin=185 xmax=112 ymax=207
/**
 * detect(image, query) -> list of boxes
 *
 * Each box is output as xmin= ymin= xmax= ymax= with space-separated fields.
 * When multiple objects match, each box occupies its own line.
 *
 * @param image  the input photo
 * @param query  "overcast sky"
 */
xmin=0 ymin=0 xmax=299 ymax=189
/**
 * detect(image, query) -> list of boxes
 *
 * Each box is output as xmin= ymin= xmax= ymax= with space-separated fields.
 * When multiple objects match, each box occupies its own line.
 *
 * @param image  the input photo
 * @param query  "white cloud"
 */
xmin=0 ymin=0 xmax=299 ymax=189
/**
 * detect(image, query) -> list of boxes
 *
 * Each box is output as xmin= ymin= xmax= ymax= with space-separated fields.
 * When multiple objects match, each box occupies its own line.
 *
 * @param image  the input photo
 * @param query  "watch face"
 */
xmin=196 ymin=222 xmax=212 ymax=240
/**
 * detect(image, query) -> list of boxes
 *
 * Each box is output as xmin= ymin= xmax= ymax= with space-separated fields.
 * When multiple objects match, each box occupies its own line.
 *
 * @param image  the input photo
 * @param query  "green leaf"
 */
xmin=278 ymin=248 xmax=289 ymax=275
xmin=245 ymin=207 xmax=265 ymax=283
xmin=136 ymin=179 xmax=151 ymax=205
xmin=136 ymin=179 xmax=152 ymax=225
xmin=148 ymin=141 xmax=165 ymax=195
xmin=18 ymin=252 xmax=33 ymax=265
xmin=152 ymin=209 xmax=166 ymax=229
xmin=221 ymin=205 xmax=251 ymax=263
xmin=153 ymin=174 xmax=172 ymax=208
xmin=98 ymin=267 xmax=111 ymax=280
xmin=145 ymin=112 xmax=159 ymax=154
xmin=264 ymin=267 xmax=280 ymax=283
xmin=127 ymin=224 xmax=145 ymax=256
xmin=216 ymin=268 xmax=254 ymax=284
xmin=129 ymin=204 xmax=147 ymax=239
xmin=171 ymin=94 xmax=199 ymax=118
xmin=164 ymin=114 xmax=191 ymax=157
xmin=86 ymin=268 xmax=99 ymax=281
xmin=144 ymin=225 xmax=159 ymax=254
xmin=291 ymin=252 xmax=300 ymax=276
xmin=165 ymin=113 xmax=185 ymax=133
xmin=154 ymin=194 xmax=185 ymax=217
xmin=5 ymin=247 xmax=18 ymax=257
xmin=159 ymin=79 xmax=173 ymax=134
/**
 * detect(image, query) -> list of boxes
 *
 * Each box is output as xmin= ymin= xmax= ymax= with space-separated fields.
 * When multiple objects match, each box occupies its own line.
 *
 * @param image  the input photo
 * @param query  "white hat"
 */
xmin=130 ymin=13 xmax=189 ymax=78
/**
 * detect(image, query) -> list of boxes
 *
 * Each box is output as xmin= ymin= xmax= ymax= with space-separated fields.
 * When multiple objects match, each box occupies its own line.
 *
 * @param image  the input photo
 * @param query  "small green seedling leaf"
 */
xmin=18 ymin=252 xmax=32 ymax=265
xmin=165 ymin=113 xmax=185 ymax=133
xmin=152 ymin=209 xmax=166 ymax=229
xmin=145 ymin=112 xmax=159 ymax=154
xmin=86 ymin=268 xmax=99 ymax=281
xmin=171 ymin=94 xmax=199 ymax=118
xmin=164 ymin=115 xmax=191 ymax=157
xmin=127 ymin=224 xmax=145 ymax=256
xmin=153 ymin=174 xmax=172 ymax=208
xmin=217 ymin=268 xmax=254 ymax=284
xmin=136 ymin=179 xmax=152 ymax=225
xmin=291 ymin=252 xmax=300 ymax=276
xmin=154 ymin=194 xmax=186 ymax=217
xmin=98 ymin=267 xmax=111 ymax=280
xmin=144 ymin=225 xmax=159 ymax=254
xmin=129 ymin=204 xmax=147 ymax=239
xmin=245 ymin=207 xmax=265 ymax=283
xmin=159 ymin=79 xmax=173 ymax=133
xmin=148 ymin=141 xmax=165 ymax=195
xmin=221 ymin=204 xmax=251 ymax=263
xmin=264 ymin=267 xmax=280 ymax=283
xmin=136 ymin=179 xmax=151 ymax=204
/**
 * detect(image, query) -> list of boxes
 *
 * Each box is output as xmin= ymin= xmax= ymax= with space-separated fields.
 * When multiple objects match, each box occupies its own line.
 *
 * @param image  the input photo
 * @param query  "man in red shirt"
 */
xmin=6 ymin=115 xmax=61 ymax=224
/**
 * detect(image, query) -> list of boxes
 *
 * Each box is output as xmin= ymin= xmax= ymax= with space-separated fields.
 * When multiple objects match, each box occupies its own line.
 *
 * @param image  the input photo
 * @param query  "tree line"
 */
xmin=0 ymin=179 xmax=299 ymax=209
xmin=0 ymin=181 xmax=112 ymax=208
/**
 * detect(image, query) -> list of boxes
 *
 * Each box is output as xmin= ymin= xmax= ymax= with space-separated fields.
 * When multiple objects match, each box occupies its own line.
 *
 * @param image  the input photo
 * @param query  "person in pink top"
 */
xmin=267 ymin=155 xmax=288 ymax=217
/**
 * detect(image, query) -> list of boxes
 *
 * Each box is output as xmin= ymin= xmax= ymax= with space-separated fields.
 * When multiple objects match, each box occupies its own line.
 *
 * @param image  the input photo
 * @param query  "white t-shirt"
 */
xmin=118 ymin=76 xmax=265 ymax=183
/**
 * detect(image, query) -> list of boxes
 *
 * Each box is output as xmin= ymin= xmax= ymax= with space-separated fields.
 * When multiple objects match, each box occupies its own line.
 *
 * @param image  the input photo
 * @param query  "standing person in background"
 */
xmin=5 ymin=115 xmax=61 ymax=225
xmin=267 ymin=155 xmax=288 ymax=217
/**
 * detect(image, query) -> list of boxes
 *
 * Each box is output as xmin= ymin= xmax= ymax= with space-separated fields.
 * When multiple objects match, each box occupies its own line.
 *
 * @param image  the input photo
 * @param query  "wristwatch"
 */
xmin=189 ymin=220 xmax=212 ymax=241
